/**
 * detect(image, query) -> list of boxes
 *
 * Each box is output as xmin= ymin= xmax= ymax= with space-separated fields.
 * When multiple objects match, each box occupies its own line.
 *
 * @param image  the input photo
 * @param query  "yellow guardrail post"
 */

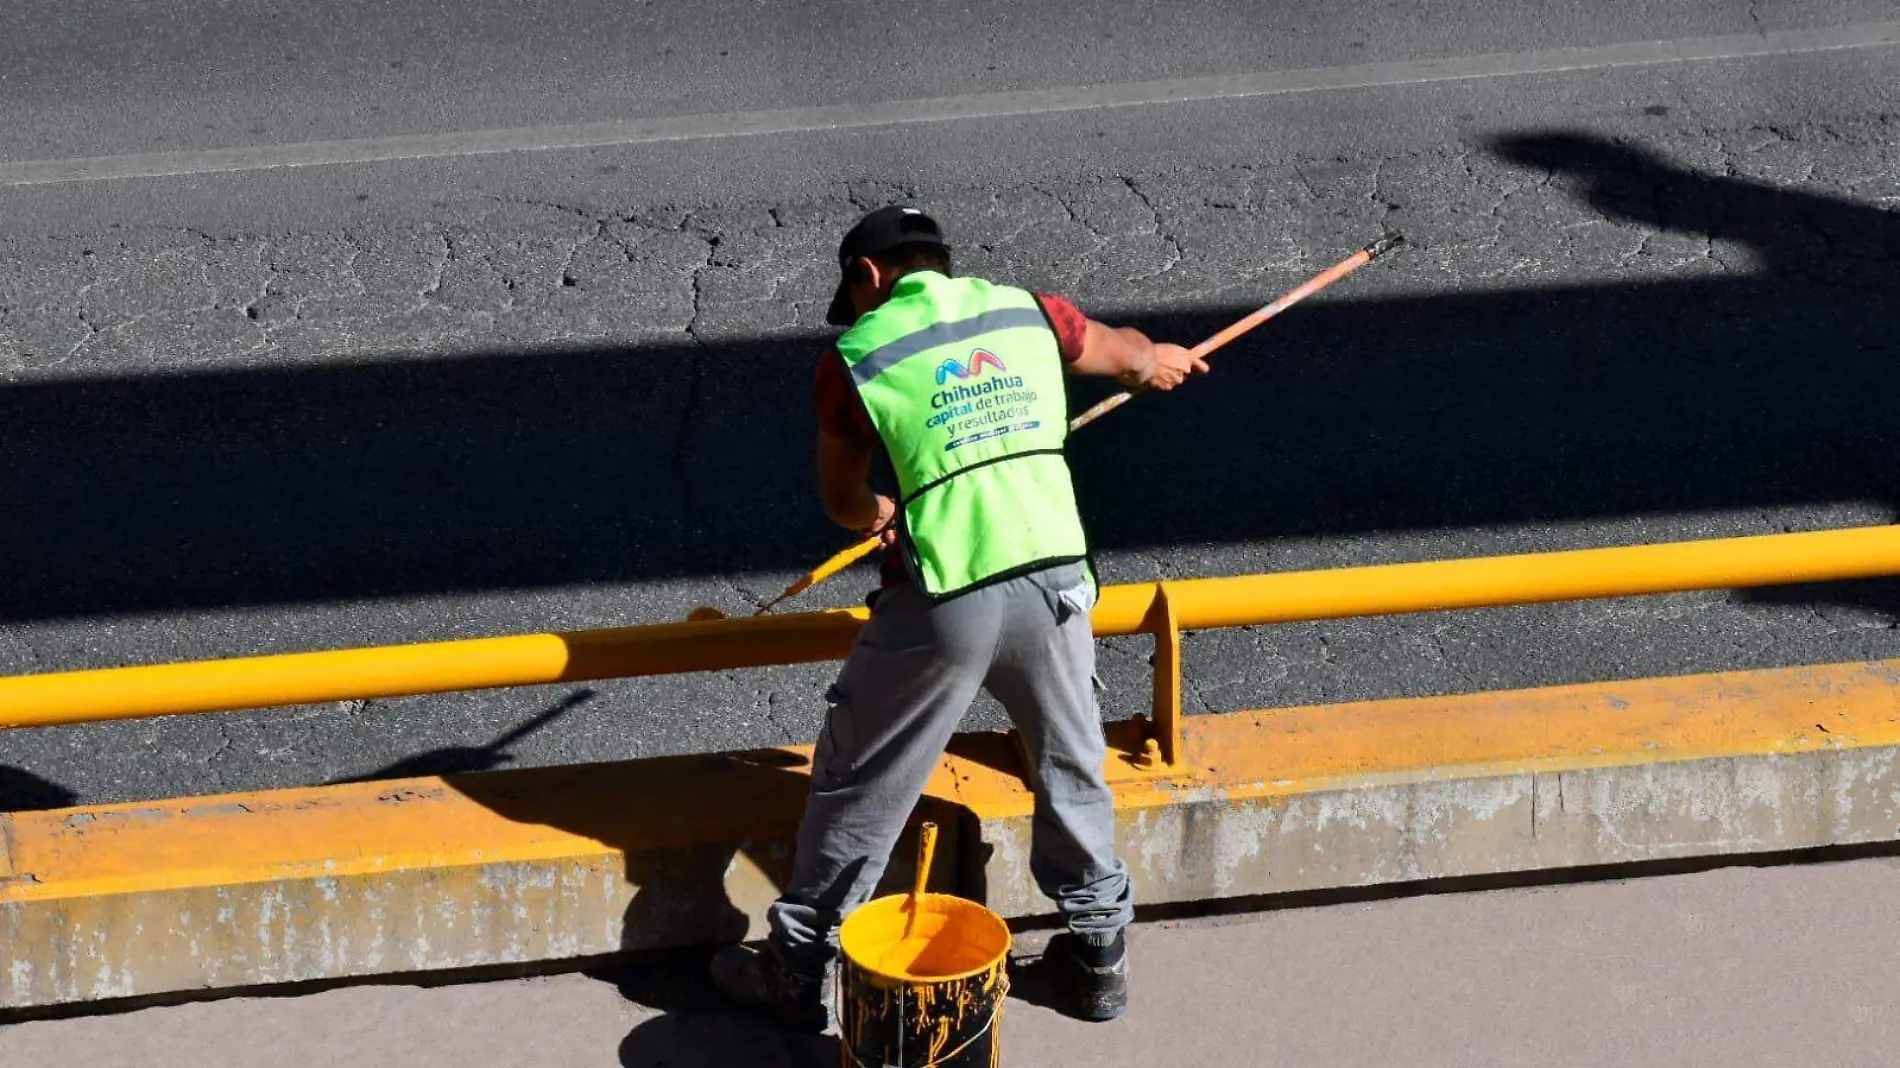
xmin=1141 ymin=584 xmax=1184 ymax=769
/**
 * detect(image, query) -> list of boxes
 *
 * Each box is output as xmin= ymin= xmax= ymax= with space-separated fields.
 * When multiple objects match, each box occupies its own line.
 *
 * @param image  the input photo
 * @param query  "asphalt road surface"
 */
xmin=6 ymin=858 xmax=1899 ymax=1066
xmin=3 ymin=2 xmax=1899 ymax=806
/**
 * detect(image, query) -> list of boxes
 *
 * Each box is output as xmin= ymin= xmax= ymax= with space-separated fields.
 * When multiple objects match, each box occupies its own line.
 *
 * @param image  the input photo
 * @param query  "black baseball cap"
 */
xmin=825 ymin=206 xmax=949 ymax=326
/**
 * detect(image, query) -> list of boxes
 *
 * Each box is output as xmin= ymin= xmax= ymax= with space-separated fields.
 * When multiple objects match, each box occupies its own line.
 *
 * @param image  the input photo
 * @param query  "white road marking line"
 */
xmin=4 ymin=21 xmax=1897 ymax=187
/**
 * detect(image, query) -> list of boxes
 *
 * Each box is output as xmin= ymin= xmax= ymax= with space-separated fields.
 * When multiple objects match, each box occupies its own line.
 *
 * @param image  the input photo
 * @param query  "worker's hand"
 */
xmin=1120 ymin=342 xmax=1210 ymax=392
xmin=863 ymin=494 xmax=900 ymax=547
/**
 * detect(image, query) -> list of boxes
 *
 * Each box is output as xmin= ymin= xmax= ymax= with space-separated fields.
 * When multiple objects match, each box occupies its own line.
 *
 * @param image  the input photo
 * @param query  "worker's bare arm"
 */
xmin=816 ymin=430 xmax=897 ymax=538
xmin=1067 ymin=319 xmax=1209 ymax=391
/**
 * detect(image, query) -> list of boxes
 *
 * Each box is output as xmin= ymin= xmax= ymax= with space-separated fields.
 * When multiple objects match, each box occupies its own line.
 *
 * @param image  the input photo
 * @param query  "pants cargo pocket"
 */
xmin=815 ymin=683 xmax=860 ymax=787
xmin=1036 ymin=563 xmax=1099 ymax=625
xmin=1056 ymin=581 xmax=1098 ymax=623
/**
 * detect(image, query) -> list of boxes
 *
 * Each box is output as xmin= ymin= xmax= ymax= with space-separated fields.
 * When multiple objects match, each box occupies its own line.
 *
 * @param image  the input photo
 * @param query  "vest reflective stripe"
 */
xmin=848 ymin=307 xmax=1052 ymax=387
xmin=837 ymin=272 xmax=1090 ymax=598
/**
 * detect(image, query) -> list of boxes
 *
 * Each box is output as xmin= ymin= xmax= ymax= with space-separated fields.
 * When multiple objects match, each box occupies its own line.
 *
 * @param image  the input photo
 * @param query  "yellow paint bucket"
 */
xmin=837 ymin=824 xmax=1011 ymax=1067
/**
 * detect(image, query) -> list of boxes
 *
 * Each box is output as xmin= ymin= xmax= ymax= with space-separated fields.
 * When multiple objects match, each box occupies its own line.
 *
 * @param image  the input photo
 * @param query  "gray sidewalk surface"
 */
xmin=6 ymin=858 xmax=1899 ymax=1067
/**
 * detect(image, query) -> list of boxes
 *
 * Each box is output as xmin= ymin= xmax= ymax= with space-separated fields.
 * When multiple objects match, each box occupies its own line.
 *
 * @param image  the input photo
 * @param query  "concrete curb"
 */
xmin=7 ymin=657 xmax=1900 ymax=1010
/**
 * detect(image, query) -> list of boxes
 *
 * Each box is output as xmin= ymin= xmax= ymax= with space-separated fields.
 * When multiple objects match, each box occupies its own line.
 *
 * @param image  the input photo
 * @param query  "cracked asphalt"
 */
xmin=2 ymin=2 xmax=1899 ymax=807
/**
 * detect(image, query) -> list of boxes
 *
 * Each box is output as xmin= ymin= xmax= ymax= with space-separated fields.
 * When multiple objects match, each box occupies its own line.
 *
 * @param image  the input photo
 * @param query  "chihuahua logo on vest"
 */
xmin=934 ymin=349 xmax=1008 ymax=385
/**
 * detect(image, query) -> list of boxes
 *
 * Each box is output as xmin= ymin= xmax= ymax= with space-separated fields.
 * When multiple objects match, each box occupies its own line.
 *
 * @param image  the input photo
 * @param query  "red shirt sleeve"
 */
xmin=1033 ymin=292 xmax=1089 ymax=364
xmin=814 ymin=348 xmax=877 ymax=442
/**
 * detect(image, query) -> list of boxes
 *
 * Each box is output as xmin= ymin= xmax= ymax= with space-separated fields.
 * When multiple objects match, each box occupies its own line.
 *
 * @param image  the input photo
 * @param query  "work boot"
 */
xmin=1048 ymin=930 xmax=1129 ymax=1021
xmin=709 ymin=943 xmax=833 ymax=1035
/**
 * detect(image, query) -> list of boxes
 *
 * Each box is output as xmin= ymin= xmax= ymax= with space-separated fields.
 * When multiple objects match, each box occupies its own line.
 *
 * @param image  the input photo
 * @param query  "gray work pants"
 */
xmin=766 ymin=561 xmax=1133 ymax=979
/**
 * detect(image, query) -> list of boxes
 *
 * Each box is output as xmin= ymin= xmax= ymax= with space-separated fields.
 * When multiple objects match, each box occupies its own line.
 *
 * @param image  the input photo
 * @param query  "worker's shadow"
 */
xmin=429 ymin=702 xmax=996 ymax=1068
xmin=596 ymin=736 xmax=1002 ymax=1068
xmin=604 ymin=940 xmax=840 ymax=1068
xmin=0 ymin=766 xmax=77 ymax=812
xmin=601 ymin=748 xmax=842 ymax=1068
xmin=1485 ymin=131 xmax=1900 ymax=622
xmin=329 ymin=682 xmax=852 ymax=1064
xmin=443 ymin=738 xmax=906 ymax=1068
xmin=454 ymin=743 xmax=857 ymax=1068
xmin=339 ymin=689 xmax=832 ymax=1064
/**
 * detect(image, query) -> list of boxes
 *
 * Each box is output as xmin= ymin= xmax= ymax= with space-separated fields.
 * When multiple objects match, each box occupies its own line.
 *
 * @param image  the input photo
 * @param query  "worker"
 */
xmin=712 ymin=205 xmax=1208 ymax=1032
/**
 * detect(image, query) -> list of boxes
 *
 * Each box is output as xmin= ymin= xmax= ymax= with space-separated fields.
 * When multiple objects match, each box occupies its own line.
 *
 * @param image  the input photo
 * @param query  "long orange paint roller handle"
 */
xmin=748 ymin=232 xmax=1405 ymax=617
xmin=1067 ymin=231 xmax=1404 ymax=431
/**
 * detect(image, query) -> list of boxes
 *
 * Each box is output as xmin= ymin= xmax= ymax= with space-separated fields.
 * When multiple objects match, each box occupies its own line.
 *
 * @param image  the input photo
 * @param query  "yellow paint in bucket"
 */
xmin=838 ymin=824 xmax=1011 ymax=1067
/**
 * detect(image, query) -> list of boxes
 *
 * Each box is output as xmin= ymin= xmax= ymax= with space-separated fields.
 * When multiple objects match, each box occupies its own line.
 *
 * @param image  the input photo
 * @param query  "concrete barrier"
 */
xmin=7 ymin=656 xmax=1900 ymax=1010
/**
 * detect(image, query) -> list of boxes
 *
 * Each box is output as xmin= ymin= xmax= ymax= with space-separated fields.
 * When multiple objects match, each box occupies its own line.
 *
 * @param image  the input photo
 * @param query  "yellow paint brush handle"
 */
xmin=751 ymin=535 xmax=883 ymax=615
xmin=904 ymin=820 xmax=939 ymax=938
xmin=1067 ymin=388 xmax=1134 ymax=432
xmin=913 ymin=821 xmax=938 ymax=901
xmin=808 ymin=534 xmax=883 ymax=587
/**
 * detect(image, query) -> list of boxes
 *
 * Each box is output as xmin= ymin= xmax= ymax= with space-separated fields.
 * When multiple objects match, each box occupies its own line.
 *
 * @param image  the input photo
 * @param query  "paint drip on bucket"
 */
xmin=838 ymin=892 xmax=1011 ymax=1067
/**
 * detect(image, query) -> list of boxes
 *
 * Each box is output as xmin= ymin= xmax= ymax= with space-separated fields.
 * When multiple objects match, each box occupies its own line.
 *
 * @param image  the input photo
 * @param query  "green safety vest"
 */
xmin=838 ymin=271 xmax=1090 ymax=599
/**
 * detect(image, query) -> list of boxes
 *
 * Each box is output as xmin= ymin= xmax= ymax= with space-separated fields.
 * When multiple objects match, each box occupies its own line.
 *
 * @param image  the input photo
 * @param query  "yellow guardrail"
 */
xmin=5 ymin=525 xmax=1900 ymax=766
